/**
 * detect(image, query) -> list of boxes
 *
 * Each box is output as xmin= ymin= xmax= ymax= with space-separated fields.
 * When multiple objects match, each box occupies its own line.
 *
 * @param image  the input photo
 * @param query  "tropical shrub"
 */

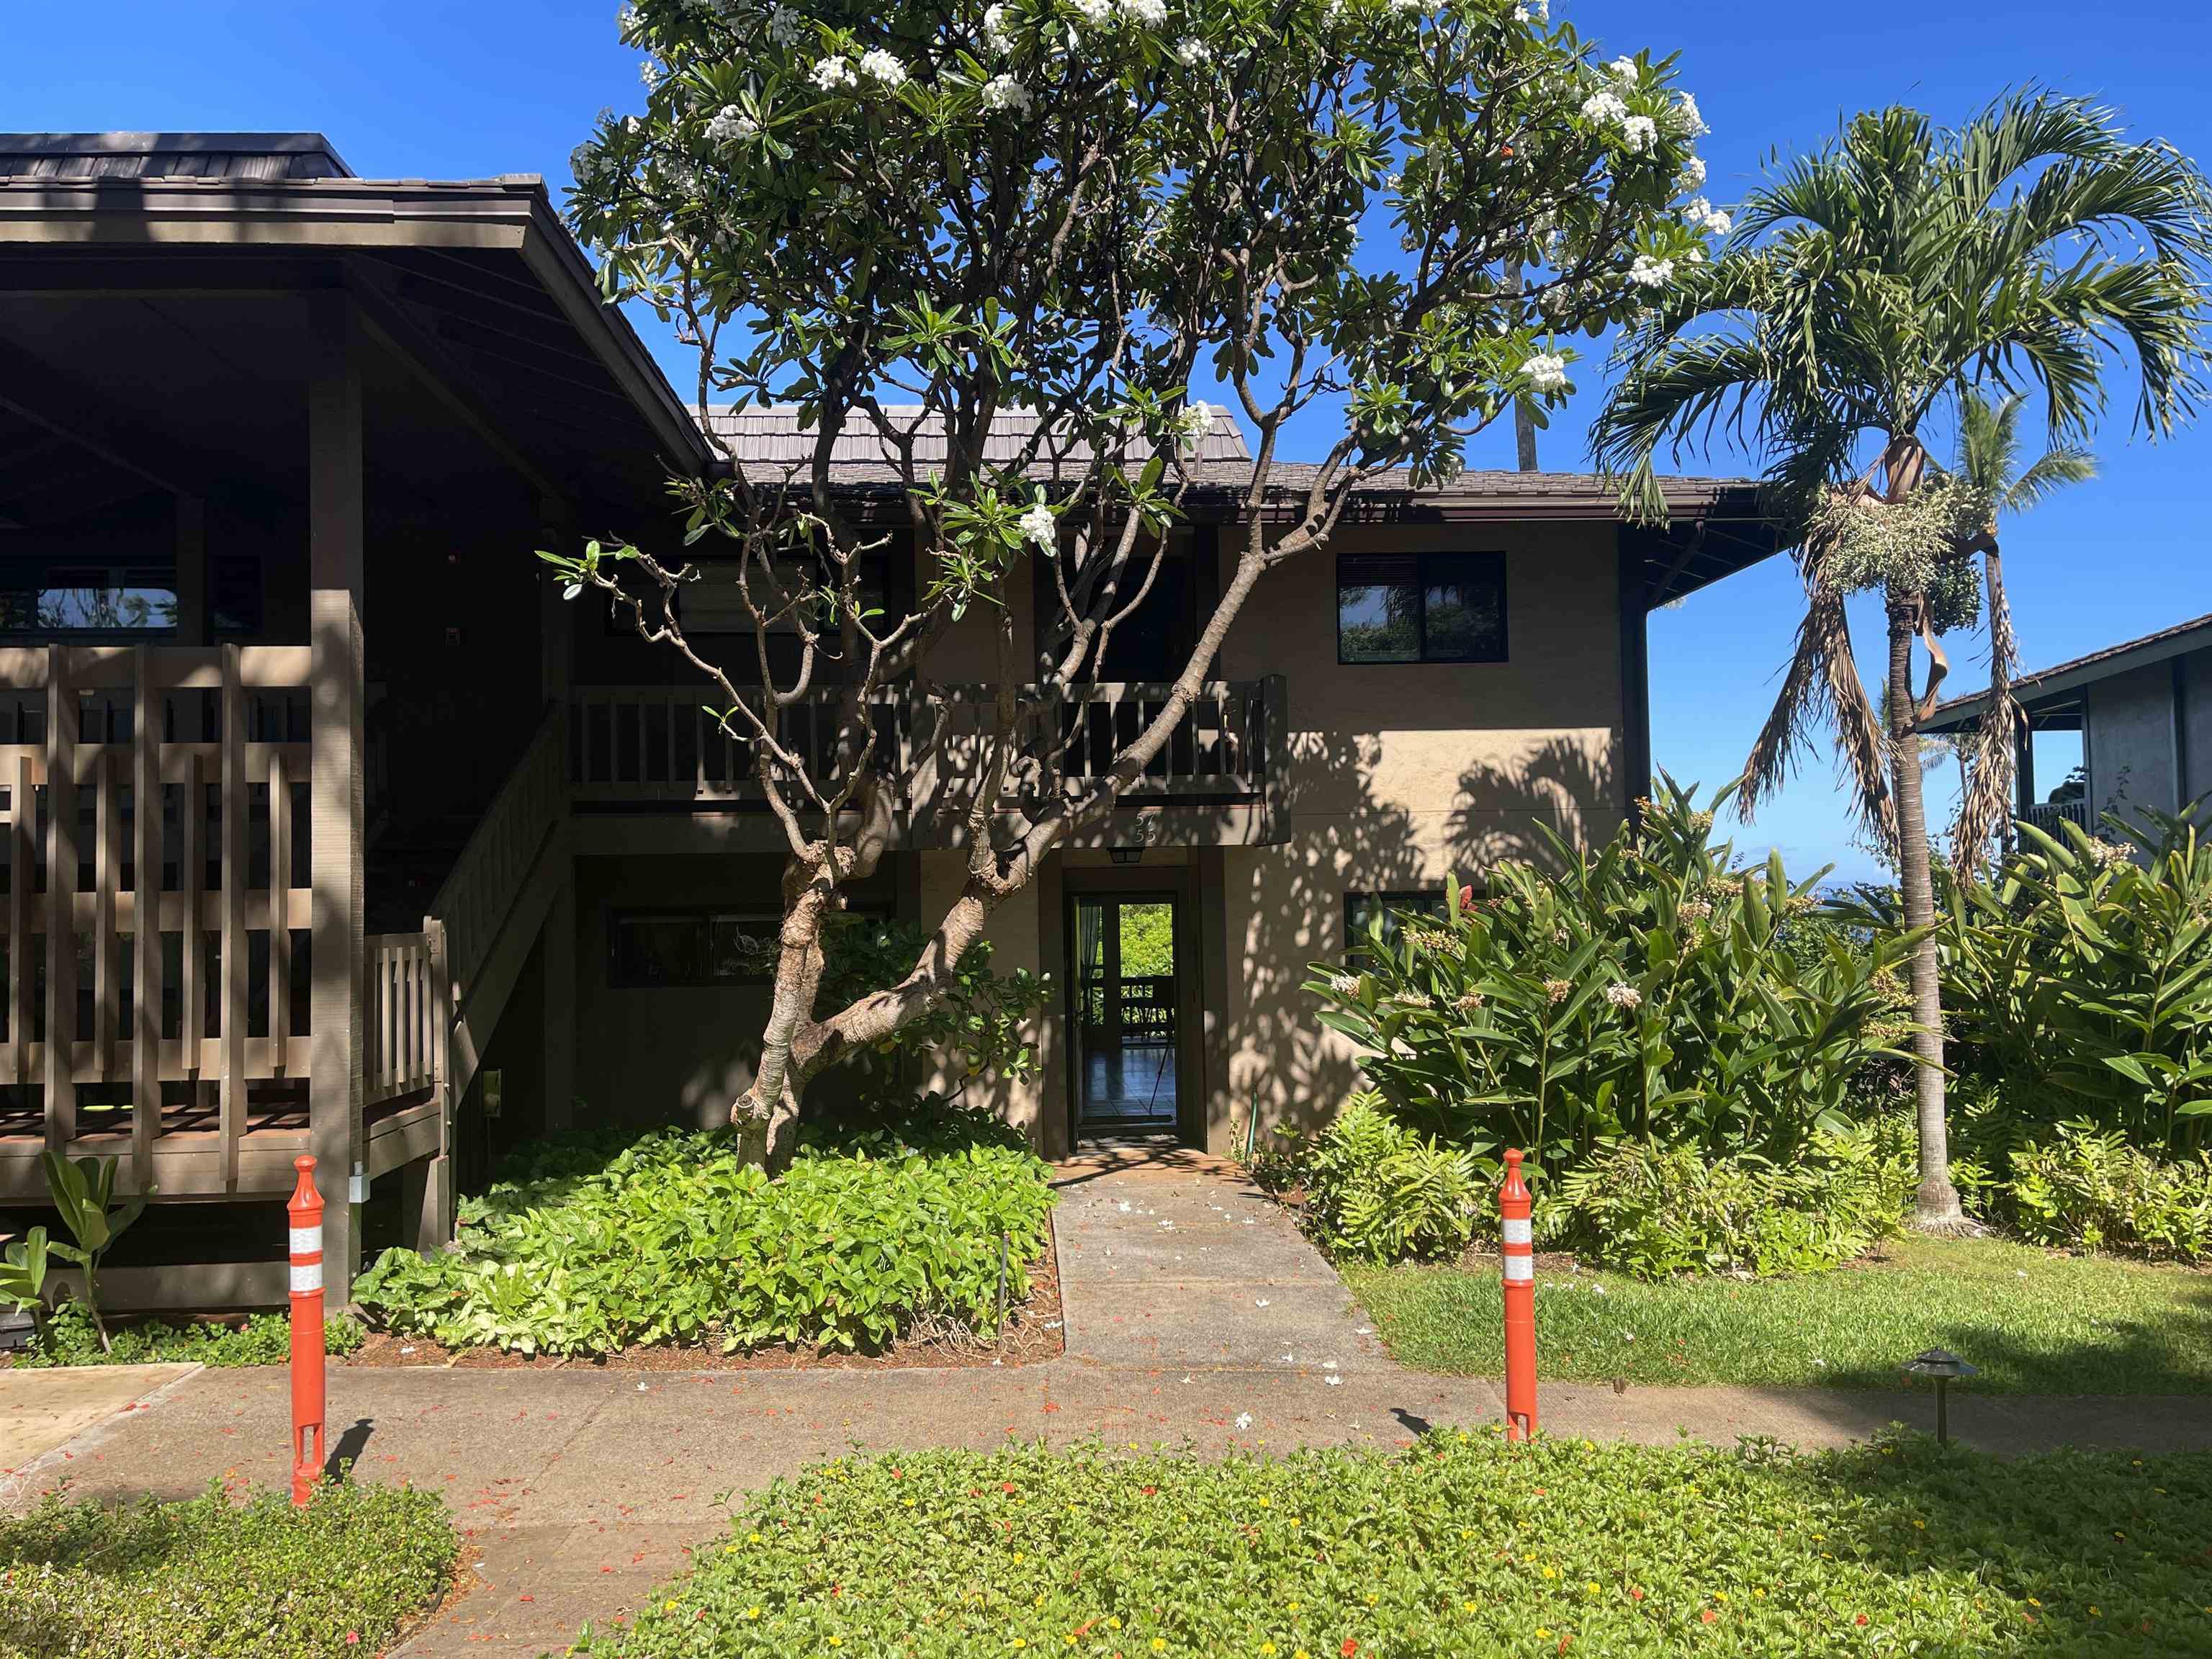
xmin=1554 ymin=1118 xmax=1915 ymax=1279
xmin=1298 ymin=1094 xmax=1483 ymax=1264
xmin=0 ymin=1478 xmax=456 ymax=1659
xmin=1305 ymin=778 xmax=1917 ymax=1179
xmin=814 ymin=916 xmax=1050 ymax=1091
xmin=2001 ymin=1125 xmax=2212 ymax=1262
xmin=1944 ymin=806 xmax=2212 ymax=1157
xmin=354 ymin=1099 xmax=1055 ymax=1356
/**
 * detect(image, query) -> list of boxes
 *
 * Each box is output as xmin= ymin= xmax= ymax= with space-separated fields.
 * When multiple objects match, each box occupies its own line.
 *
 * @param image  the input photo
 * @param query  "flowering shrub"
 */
xmin=1305 ymin=777 xmax=1916 ymax=1182
xmin=569 ymin=1434 xmax=2212 ymax=1658
xmin=354 ymin=1101 xmax=1054 ymax=1356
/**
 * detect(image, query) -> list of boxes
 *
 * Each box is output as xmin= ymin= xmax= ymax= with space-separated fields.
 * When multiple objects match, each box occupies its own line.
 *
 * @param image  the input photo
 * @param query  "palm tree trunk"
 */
xmin=1887 ymin=593 xmax=1966 ymax=1231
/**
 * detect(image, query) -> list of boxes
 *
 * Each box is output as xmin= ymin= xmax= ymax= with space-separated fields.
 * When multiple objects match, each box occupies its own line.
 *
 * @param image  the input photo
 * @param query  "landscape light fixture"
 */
xmin=1899 ymin=1347 xmax=1979 ymax=1444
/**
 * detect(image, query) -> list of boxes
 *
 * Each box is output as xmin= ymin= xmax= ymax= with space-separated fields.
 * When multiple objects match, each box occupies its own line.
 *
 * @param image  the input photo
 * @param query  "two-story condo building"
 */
xmin=0 ymin=132 xmax=1776 ymax=1305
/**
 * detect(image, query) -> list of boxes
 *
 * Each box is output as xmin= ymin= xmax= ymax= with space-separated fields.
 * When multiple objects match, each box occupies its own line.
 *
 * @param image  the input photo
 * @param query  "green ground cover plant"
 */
xmin=353 ymin=1100 xmax=1055 ymax=1356
xmin=570 ymin=1432 xmax=2212 ymax=1657
xmin=8 ymin=1303 xmax=366 ymax=1369
xmin=0 ymin=1479 xmax=457 ymax=1659
xmin=1344 ymin=1236 xmax=2212 ymax=1394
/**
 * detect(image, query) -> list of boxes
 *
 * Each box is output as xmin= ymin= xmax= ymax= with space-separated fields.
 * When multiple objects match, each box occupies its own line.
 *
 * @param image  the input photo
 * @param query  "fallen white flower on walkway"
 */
xmin=1254 ymin=1298 xmax=1270 ymax=1307
xmin=1235 ymin=1412 xmax=1254 ymax=1430
xmin=1325 ymin=1375 xmax=1344 ymax=1386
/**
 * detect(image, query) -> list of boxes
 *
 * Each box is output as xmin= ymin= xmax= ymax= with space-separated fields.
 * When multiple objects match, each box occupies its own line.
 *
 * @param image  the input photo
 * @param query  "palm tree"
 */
xmin=1593 ymin=94 xmax=2211 ymax=1231
xmin=1944 ymin=387 xmax=2097 ymax=867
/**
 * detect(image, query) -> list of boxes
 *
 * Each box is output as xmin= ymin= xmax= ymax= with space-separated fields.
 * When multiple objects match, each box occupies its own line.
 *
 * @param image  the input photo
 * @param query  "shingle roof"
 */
xmin=0 ymin=132 xmax=354 ymax=182
xmin=703 ymin=405 xmax=1758 ymax=513
xmin=704 ymin=403 xmax=1252 ymax=477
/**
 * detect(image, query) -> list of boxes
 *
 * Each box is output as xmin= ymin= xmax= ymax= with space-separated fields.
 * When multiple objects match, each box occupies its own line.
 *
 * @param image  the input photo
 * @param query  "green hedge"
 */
xmin=354 ymin=1102 xmax=1056 ymax=1356
xmin=0 ymin=1480 xmax=456 ymax=1659
xmin=571 ymin=1434 xmax=2212 ymax=1657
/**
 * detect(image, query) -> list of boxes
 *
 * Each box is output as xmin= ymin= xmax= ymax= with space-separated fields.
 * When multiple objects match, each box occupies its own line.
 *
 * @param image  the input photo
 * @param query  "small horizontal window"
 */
xmin=1344 ymin=889 xmax=1450 ymax=958
xmin=1336 ymin=551 xmax=1506 ymax=665
xmin=1 ymin=566 xmax=178 ymax=635
xmin=608 ymin=910 xmax=783 ymax=988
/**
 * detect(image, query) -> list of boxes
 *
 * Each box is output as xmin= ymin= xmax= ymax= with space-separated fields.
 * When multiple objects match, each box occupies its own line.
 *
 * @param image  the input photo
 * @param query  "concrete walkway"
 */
xmin=7 ymin=1150 xmax=2211 ymax=1656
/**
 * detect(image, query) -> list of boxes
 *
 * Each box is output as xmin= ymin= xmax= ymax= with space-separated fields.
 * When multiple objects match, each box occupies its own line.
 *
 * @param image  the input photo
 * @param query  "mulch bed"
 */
xmin=338 ymin=1220 xmax=1065 ymax=1372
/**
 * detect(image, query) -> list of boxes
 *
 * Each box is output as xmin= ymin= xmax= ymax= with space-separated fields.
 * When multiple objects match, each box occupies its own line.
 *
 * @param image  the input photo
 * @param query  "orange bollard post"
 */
xmin=1499 ymin=1148 xmax=1537 ymax=1441
xmin=286 ymin=1154 xmax=327 ymax=1508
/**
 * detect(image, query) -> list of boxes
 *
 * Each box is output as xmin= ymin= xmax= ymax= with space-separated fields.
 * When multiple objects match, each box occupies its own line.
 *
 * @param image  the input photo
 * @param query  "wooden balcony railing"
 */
xmin=0 ymin=643 xmax=313 ymax=1196
xmin=426 ymin=706 xmax=566 ymax=1011
xmin=365 ymin=930 xmax=441 ymax=1109
xmin=567 ymin=678 xmax=1285 ymax=832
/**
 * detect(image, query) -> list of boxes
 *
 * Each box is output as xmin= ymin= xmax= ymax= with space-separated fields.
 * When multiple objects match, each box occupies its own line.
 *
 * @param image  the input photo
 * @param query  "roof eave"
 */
xmin=0 ymin=174 xmax=711 ymax=477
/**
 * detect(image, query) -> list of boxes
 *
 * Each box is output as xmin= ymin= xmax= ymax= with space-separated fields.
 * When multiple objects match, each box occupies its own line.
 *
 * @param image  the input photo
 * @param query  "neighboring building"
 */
xmin=1925 ymin=612 xmax=2212 ymax=840
xmin=0 ymin=132 xmax=1776 ymax=1305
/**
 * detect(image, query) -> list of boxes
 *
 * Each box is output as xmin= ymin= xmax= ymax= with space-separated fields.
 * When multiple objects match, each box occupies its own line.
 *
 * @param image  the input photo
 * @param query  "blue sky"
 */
xmin=9 ymin=1 xmax=2208 ymax=882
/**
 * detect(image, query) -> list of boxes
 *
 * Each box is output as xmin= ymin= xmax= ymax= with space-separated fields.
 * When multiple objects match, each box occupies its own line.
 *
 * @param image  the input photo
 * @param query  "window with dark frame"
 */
xmin=1343 ymin=889 xmax=1451 ymax=958
xmin=1336 ymin=550 xmax=1506 ymax=664
xmin=608 ymin=911 xmax=784 ymax=988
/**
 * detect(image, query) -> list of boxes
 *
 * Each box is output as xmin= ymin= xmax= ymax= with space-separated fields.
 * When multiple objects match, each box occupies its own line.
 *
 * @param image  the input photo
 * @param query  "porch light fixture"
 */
xmin=1110 ymin=848 xmax=1143 ymax=866
xmin=1900 ymin=1347 xmax=1978 ymax=1444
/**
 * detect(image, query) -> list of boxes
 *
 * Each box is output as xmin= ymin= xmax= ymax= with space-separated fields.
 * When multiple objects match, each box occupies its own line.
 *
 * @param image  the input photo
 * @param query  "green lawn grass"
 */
xmin=0 ymin=1480 xmax=457 ymax=1658
xmin=1343 ymin=1236 xmax=2212 ymax=1393
xmin=572 ymin=1434 xmax=2212 ymax=1657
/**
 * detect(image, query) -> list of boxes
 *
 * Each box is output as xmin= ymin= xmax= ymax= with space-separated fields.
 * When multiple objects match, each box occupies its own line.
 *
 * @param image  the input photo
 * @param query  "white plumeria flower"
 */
xmin=858 ymin=48 xmax=908 ymax=86
xmin=764 ymin=3 xmax=803 ymax=45
xmin=1173 ymin=35 xmax=1210 ymax=63
xmin=811 ymin=55 xmax=858 ymax=90
xmin=1017 ymin=500 xmax=1056 ymax=544
xmin=1388 ymin=0 xmax=1426 ymax=13
xmin=1118 ymin=0 xmax=1167 ymax=24
xmin=1580 ymin=91 xmax=1628 ymax=126
xmin=983 ymin=2 xmax=1013 ymax=51
xmin=640 ymin=58 xmax=664 ymax=88
xmin=706 ymin=104 xmax=760 ymax=145
xmin=1174 ymin=402 xmax=1214 ymax=446
xmin=1522 ymin=352 xmax=1570 ymax=394
xmin=1325 ymin=1375 xmax=1344 ymax=1386
xmin=1621 ymin=114 xmax=1658 ymax=153
xmin=981 ymin=72 xmax=1032 ymax=112
xmin=616 ymin=3 xmax=642 ymax=42
xmin=1672 ymin=90 xmax=1710 ymax=138
xmin=1627 ymin=253 xmax=1674 ymax=287
xmin=1074 ymin=0 xmax=1114 ymax=24
xmin=1606 ymin=55 xmax=1640 ymax=84
xmin=1235 ymin=1411 xmax=1254 ymax=1429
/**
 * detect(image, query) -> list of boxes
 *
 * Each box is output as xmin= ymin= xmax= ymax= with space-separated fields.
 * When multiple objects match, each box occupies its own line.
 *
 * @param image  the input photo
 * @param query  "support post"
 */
xmin=220 ymin=643 xmax=247 ymax=1192
xmin=131 ymin=650 xmax=160 ymax=1191
xmin=43 ymin=644 xmax=77 ymax=1150
xmin=308 ymin=294 xmax=367 ymax=1298
xmin=541 ymin=873 xmax=575 ymax=1136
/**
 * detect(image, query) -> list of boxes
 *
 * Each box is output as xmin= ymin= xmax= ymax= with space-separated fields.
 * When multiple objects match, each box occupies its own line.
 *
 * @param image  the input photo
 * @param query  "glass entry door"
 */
xmin=1073 ymin=896 xmax=1179 ymax=1130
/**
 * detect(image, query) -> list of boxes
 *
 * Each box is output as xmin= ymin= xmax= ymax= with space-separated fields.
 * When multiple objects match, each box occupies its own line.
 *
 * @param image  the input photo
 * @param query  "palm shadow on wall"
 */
xmin=1221 ymin=730 xmax=1624 ymax=1143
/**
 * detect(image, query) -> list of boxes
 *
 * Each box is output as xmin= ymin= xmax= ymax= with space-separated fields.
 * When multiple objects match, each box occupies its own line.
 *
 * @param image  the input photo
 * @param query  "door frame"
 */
xmin=1056 ymin=863 xmax=1207 ymax=1148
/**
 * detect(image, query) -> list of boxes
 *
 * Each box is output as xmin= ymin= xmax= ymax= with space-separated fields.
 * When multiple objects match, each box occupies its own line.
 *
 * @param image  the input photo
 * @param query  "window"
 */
xmin=609 ymin=910 xmax=783 ymax=987
xmin=1336 ymin=551 xmax=1506 ymax=664
xmin=1343 ymin=889 xmax=1450 ymax=957
xmin=0 ymin=564 xmax=178 ymax=634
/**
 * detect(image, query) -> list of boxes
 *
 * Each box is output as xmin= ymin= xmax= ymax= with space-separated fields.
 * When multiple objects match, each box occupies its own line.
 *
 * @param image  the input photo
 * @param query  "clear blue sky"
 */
xmin=9 ymin=1 xmax=2208 ymax=882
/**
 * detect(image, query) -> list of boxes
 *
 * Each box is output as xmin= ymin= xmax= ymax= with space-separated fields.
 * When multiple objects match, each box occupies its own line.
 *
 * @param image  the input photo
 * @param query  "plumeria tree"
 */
xmin=1593 ymin=95 xmax=2212 ymax=1229
xmin=549 ymin=0 xmax=1722 ymax=1159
